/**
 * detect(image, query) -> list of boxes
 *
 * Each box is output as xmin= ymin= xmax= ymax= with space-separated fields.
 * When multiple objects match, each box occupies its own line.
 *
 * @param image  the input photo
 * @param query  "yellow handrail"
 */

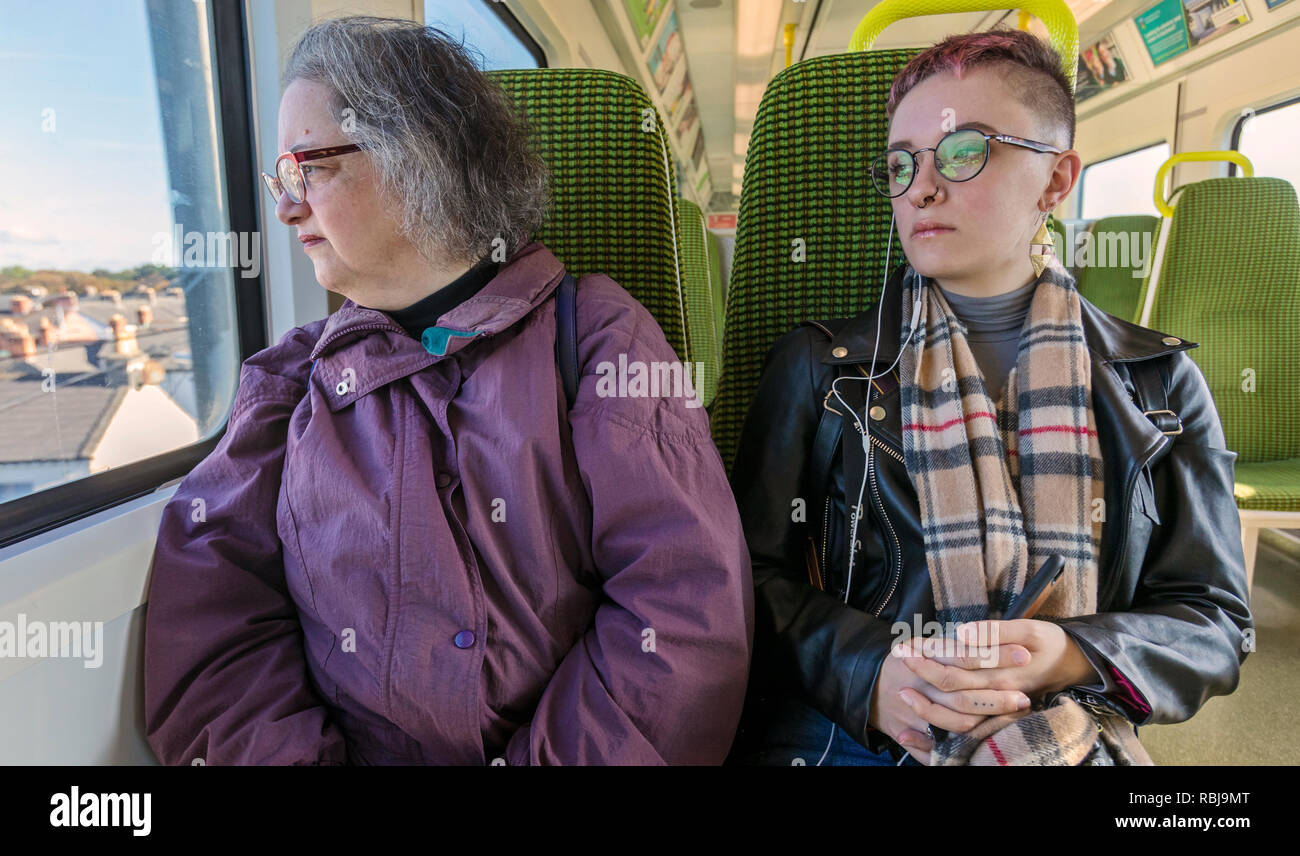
xmin=1154 ymin=151 xmax=1254 ymax=217
xmin=848 ymin=0 xmax=1079 ymax=93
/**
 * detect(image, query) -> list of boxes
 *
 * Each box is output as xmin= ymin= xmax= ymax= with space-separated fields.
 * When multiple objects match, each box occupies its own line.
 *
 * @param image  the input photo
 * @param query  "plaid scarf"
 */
xmin=896 ymin=261 xmax=1149 ymax=766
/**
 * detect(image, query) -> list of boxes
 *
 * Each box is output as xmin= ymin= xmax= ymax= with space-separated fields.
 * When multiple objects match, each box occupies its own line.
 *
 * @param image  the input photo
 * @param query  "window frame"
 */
xmin=1228 ymin=95 xmax=1300 ymax=177
xmin=471 ymin=0 xmax=548 ymax=69
xmin=1077 ymin=140 xmax=1171 ymax=219
xmin=0 ymin=0 xmax=268 ymax=549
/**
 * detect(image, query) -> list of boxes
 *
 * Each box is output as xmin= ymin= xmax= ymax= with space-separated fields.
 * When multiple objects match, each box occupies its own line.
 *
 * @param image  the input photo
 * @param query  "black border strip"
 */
xmin=0 ymin=0 xmax=267 ymax=549
xmin=1228 ymin=94 xmax=1300 ymax=176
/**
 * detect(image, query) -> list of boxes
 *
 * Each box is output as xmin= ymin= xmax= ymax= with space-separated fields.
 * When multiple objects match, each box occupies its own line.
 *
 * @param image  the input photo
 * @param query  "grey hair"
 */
xmin=282 ymin=16 xmax=551 ymax=265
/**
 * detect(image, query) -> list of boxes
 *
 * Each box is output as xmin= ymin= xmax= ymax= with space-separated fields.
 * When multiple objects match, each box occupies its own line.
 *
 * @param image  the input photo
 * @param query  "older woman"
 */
xmin=143 ymin=16 xmax=752 ymax=766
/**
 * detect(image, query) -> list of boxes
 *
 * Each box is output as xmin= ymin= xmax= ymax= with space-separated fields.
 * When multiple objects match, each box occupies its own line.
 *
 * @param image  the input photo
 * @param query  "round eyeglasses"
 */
xmin=261 ymin=144 xmax=362 ymax=205
xmin=869 ymin=128 xmax=1063 ymax=198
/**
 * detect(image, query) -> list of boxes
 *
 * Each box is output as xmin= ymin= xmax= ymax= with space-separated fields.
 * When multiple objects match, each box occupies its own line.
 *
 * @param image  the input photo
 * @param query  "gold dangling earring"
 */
xmin=1029 ymin=212 xmax=1055 ymax=277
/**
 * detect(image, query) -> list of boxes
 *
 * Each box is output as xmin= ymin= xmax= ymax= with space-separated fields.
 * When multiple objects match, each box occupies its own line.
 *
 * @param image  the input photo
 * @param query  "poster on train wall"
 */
xmin=647 ymin=10 xmax=684 ymax=95
xmin=1264 ymin=0 xmax=1294 ymax=9
xmin=1183 ymin=0 xmax=1252 ymax=47
xmin=1135 ymin=0 xmax=1192 ymax=65
xmin=624 ymin=0 xmax=669 ymax=50
xmin=1076 ymin=33 xmax=1130 ymax=101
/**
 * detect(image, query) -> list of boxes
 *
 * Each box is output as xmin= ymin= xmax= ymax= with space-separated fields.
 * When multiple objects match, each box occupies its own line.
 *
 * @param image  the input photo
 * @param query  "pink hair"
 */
xmin=885 ymin=28 xmax=1075 ymax=146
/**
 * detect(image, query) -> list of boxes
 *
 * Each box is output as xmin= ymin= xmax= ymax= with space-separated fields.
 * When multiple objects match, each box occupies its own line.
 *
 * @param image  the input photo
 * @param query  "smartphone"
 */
xmin=1004 ymin=554 xmax=1066 ymax=620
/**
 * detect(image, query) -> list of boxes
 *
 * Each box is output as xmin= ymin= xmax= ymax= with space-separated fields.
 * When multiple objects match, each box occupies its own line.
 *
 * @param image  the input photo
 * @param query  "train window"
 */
xmin=425 ymin=0 xmax=546 ymax=69
xmin=1079 ymin=142 xmax=1171 ymax=219
xmin=1231 ymin=98 xmax=1300 ymax=190
xmin=0 ymin=1 xmax=262 ymax=542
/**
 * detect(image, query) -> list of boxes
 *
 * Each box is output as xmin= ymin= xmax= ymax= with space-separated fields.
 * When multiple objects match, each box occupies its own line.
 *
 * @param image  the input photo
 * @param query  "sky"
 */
xmin=0 ymin=0 xmax=173 ymax=272
xmin=0 ymin=0 xmax=535 ymax=275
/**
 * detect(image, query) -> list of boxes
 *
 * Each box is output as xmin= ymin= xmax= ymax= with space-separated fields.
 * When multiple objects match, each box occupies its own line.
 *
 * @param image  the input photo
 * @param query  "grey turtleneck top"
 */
xmin=937 ymin=277 xmax=1038 ymax=402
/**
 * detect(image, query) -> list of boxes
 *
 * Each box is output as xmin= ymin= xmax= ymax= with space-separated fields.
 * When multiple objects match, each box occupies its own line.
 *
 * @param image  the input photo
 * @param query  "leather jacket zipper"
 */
xmin=869 ymin=432 xmax=905 ymax=465
xmin=820 ymin=496 xmax=831 ymax=581
xmin=866 ymin=435 xmax=903 ymax=617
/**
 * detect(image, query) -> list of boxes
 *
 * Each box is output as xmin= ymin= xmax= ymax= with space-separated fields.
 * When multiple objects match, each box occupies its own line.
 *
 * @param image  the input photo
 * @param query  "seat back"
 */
xmin=706 ymin=228 xmax=726 ymax=356
xmin=1074 ymin=214 xmax=1159 ymax=321
xmin=676 ymin=198 xmax=721 ymax=406
xmin=711 ymin=49 xmax=916 ymax=467
xmin=490 ymin=69 xmax=690 ymax=360
xmin=1141 ymin=177 xmax=1300 ymax=463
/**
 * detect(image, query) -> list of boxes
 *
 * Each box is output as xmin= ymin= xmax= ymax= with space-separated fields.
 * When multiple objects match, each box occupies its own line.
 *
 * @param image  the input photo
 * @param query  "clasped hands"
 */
xmin=867 ymin=619 xmax=1099 ymax=765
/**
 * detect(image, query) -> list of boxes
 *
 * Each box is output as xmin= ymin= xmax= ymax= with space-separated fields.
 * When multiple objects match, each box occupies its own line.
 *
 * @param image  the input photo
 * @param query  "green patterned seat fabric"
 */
xmin=712 ymin=49 xmax=916 ymax=469
xmin=707 ymin=229 xmax=726 ymax=356
xmin=676 ymin=198 xmax=720 ymax=406
xmin=1074 ymin=214 xmax=1158 ymax=321
xmin=490 ymin=69 xmax=689 ymax=360
xmin=1234 ymin=458 xmax=1300 ymax=511
xmin=1144 ymin=177 xmax=1300 ymax=467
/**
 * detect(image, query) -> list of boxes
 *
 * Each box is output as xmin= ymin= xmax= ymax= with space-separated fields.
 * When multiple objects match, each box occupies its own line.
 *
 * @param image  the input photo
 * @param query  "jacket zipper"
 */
xmin=866 ymin=438 xmax=903 ymax=617
xmin=820 ymin=496 xmax=831 ymax=584
xmin=869 ymin=433 xmax=905 ymax=465
xmin=315 ymin=321 xmax=408 ymax=356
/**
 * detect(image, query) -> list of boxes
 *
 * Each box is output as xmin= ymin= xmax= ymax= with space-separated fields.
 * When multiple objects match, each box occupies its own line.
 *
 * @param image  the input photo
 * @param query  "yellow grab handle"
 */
xmin=1154 ymin=151 xmax=1254 ymax=217
xmin=848 ymin=0 xmax=1078 ymax=93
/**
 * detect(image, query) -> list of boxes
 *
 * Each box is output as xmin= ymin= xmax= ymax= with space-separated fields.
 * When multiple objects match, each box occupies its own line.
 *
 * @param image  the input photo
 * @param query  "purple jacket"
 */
xmin=143 ymin=242 xmax=753 ymax=765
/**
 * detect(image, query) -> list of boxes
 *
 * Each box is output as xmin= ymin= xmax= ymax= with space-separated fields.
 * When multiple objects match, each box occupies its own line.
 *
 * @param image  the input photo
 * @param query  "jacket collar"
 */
xmin=310 ymin=241 xmax=565 ymax=362
xmin=821 ymin=263 xmax=1197 ymax=369
xmin=306 ymin=242 xmax=564 ymax=412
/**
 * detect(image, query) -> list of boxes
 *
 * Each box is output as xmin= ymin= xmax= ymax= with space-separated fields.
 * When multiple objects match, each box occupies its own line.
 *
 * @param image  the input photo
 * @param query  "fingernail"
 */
xmin=898 ymin=691 xmax=914 ymax=707
xmin=1013 ymin=649 xmax=1029 ymax=665
xmin=1017 ymin=695 xmax=1031 ymax=710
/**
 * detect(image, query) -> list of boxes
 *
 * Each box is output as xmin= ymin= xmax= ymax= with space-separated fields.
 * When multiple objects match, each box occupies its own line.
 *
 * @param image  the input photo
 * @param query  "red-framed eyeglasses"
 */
xmin=261 ymin=144 xmax=362 ymax=205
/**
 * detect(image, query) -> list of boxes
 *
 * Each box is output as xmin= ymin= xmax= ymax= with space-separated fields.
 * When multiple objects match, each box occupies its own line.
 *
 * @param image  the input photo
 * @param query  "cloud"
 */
xmin=0 ymin=228 xmax=59 ymax=245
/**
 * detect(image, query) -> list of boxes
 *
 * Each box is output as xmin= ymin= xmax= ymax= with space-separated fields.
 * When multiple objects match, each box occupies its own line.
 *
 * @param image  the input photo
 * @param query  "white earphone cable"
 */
xmin=816 ymin=214 xmax=924 ymax=766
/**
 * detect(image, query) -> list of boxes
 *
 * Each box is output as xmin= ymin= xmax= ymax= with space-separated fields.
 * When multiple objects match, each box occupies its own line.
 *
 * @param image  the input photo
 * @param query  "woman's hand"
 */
xmin=902 ymin=620 xmax=1102 ymax=703
xmin=869 ymin=637 xmax=1032 ymax=765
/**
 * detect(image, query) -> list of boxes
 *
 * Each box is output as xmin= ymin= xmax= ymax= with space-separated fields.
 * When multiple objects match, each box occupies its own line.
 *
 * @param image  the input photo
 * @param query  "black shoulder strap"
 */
xmin=800 ymin=319 xmax=850 ymax=537
xmin=1128 ymin=358 xmax=1182 ymax=436
xmin=555 ymin=273 xmax=579 ymax=410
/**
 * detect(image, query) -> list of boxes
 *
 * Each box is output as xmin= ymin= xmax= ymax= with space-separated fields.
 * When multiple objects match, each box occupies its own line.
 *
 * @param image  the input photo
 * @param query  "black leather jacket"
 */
xmin=729 ymin=265 xmax=1254 ymax=756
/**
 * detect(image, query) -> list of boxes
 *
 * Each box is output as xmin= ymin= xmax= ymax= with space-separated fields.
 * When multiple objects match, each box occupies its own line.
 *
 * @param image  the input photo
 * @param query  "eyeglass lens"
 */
xmin=870 ymin=129 xmax=990 ymax=197
xmin=277 ymin=157 xmax=305 ymax=204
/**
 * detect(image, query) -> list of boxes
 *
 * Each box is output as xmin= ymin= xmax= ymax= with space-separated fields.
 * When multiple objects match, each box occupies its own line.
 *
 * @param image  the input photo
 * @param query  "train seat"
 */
xmin=489 ymin=68 xmax=694 ymax=366
xmin=706 ymin=227 xmax=727 ymax=370
xmin=1136 ymin=174 xmax=1300 ymax=589
xmin=710 ymin=47 xmax=916 ymax=467
xmin=1072 ymin=214 xmax=1159 ymax=321
xmin=676 ymin=197 xmax=722 ymax=406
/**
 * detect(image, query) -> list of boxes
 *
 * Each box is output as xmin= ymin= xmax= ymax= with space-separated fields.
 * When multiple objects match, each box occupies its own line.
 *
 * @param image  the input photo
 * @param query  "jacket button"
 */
xmin=832 ymin=347 xmax=848 ymax=358
xmin=1161 ymin=336 xmax=1180 ymax=346
xmin=436 ymin=472 xmax=452 ymax=488
xmin=453 ymin=630 xmax=475 ymax=649
xmin=869 ymin=405 xmax=886 ymax=421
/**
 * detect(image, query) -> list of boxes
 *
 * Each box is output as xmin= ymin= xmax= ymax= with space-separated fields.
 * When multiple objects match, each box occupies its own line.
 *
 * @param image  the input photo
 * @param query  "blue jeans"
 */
xmin=739 ymin=698 xmax=923 ymax=766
